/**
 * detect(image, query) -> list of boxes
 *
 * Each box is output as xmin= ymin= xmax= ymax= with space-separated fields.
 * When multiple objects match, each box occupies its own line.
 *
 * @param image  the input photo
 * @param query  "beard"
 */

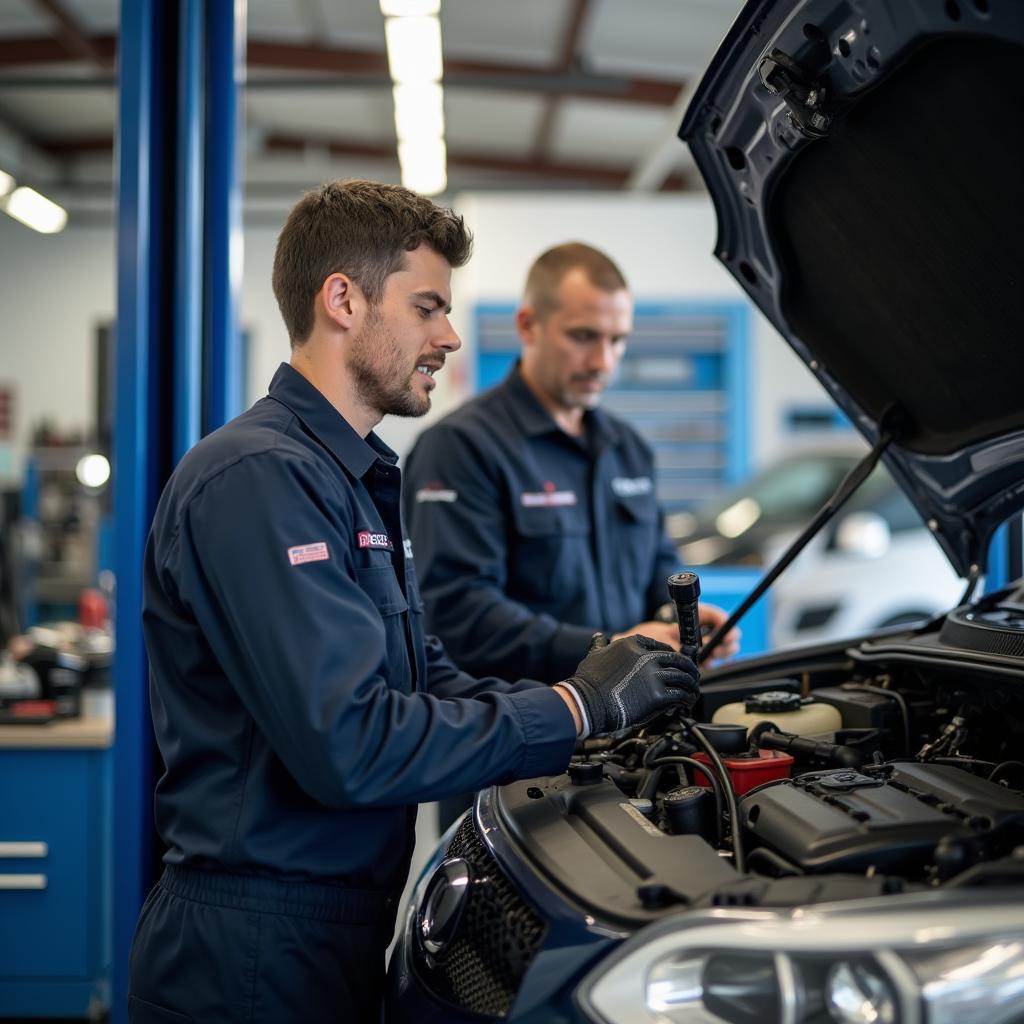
xmin=560 ymin=373 xmax=609 ymax=411
xmin=349 ymin=306 xmax=430 ymax=419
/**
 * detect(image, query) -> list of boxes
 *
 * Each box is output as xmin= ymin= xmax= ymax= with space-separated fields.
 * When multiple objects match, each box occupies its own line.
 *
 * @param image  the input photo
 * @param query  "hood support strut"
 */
xmin=699 ymin=427 xmax=896 ymax=663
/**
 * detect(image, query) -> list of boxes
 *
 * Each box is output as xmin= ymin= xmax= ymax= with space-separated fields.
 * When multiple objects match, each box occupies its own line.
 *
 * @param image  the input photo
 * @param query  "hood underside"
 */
xmin=680 ymin=0 xmax=1024 ymax=576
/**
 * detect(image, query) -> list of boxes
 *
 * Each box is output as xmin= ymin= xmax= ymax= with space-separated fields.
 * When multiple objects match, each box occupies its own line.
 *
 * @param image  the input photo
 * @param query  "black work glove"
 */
xmin=563 ymin=632 xmax=700 ymax=736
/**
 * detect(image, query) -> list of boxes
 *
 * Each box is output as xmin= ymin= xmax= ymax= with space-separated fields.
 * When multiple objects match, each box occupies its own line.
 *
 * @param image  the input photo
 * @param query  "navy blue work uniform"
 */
xmin=403 ymin=364 xmax=682 ymax=685
xmin=128 ymin=364 xmax=576 ymax=1024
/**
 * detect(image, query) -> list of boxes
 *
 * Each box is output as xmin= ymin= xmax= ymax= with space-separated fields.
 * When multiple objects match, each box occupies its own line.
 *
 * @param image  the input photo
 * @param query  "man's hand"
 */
xmin=611 ymin=620 xmax=681 ymax=647
xmin=698 ymin=602 xmax=741 ymax=661
xmin=613 ymin=605 xmax=741 ymax=662
xmin=559 ymin=633 xmax=700 ymax=737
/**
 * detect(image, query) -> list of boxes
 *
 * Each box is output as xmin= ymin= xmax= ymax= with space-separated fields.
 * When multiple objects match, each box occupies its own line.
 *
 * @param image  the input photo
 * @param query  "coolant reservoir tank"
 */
xmin=711 ymin=690 xmax=841 ymax=739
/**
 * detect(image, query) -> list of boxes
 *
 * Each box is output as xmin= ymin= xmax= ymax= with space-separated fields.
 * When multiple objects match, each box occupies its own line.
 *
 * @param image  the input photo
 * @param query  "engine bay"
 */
xmin=492 ymin=588 xmax=1024 ymax=922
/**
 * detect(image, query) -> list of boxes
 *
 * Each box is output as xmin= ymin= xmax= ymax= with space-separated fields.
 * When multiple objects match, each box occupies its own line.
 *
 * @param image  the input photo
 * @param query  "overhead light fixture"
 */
xmin=76 ymin=453 xmax=111 ymax=490
xmin=3 ymin=186 xmax=68 ymax=234
xmin=0 ymin=168 xmax=14 ymax=198
xmin=398 ymin=138 xmax=447 ymax=196
xmin=392 ymin=82 xmax=445 ymax=142
xmin=382 ymin=3 xmax=447 ymax=196
xmin=380 ymin=0 xmax=440 ymax=15
xmin=385 ymin=15 xmax=443 ymax=84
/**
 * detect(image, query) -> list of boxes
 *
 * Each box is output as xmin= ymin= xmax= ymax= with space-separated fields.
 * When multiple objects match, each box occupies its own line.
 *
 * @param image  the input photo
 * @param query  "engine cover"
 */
xmin=740 ymin=762 xmax=1024 ymax=875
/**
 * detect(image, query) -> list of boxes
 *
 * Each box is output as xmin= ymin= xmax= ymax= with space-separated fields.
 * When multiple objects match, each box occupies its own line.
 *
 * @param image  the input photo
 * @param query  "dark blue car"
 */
xmin=387 ymin=0 xmax=1024 ymax=1019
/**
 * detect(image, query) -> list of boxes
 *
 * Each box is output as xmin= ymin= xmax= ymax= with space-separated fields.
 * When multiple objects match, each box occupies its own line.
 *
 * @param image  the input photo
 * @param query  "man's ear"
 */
xmin=515 ymin=305 xmax=538 ymax=347
xmin=319 ymin=273 xmax=359 ymax=331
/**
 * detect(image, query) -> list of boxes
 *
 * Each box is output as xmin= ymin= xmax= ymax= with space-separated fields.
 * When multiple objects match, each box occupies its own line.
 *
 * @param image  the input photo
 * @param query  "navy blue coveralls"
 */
xmin=128 ymin=364 xmax=576 ymax=1024
xmin=402 ymin=364 xmax=683 ymax=685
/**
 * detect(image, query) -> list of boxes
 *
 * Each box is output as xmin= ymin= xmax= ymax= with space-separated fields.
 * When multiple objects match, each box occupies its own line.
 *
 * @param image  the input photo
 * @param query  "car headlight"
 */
xmin=575 ymin=892 xmax=1024 ymax=1024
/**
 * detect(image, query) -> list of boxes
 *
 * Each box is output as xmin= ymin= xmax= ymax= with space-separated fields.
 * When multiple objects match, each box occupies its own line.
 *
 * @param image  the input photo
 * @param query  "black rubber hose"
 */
xmin=646 ymin=755 xmax=724 ymax=841
xmin=684 ymin=720 xmax=745 ymax=873
xmin=988 ymin=760 xmax=1024 ymax=784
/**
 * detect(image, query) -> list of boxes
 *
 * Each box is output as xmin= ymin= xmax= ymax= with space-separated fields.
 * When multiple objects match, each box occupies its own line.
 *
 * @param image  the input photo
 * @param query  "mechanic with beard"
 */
xmin=128 ymin=183 xmax=701 ymax=1023
xmin=403 ymin=243 xmax=739 ymax=829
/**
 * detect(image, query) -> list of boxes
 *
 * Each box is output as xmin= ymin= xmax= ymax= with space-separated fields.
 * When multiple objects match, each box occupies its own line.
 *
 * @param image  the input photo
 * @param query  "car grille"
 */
xmin=415 ymin=814 xmax=547 ymax=1018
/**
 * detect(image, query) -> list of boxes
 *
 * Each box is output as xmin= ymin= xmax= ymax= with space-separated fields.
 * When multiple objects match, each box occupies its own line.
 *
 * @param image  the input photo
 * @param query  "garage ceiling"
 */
xmin=0 ymin=0 xmax=742 ymax=222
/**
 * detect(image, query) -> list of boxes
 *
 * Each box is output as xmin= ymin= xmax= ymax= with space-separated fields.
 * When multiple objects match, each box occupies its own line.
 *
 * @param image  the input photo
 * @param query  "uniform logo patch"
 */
xmin=521 ymin=489 xmax=577 ymax=507
xmin=611 ymin=475 xmax=653 ymax=497
xmin=288 ymin=542 xmax=330 ymax=566
xmin=357 ymin=530 xmax=393 ymax=551
xmin=415 ymin=485 xmax=458 ymax=503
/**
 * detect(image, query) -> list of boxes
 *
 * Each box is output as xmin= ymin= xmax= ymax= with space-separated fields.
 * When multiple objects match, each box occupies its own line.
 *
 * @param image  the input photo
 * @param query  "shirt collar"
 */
xmin=501 ymin=362 xmax=622 ymax=446
xmin=267 ymin=362 xmax=398 ymax=478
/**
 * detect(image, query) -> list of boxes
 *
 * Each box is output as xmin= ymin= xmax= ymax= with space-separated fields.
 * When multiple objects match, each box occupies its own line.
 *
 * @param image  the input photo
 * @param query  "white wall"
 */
xmin=0 ymin=216 xmax=115 ymax=481
xmin=240 ymin=224 xmax=289 ymax=405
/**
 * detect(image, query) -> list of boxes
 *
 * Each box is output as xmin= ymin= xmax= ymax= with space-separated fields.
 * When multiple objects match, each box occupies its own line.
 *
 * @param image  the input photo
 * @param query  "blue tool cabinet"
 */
xmin=0 ymin=718 xmax=112 ymax=1019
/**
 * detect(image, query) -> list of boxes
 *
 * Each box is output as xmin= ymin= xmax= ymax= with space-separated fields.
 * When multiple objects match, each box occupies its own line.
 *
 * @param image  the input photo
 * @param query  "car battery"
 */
xmin=691 ymin=748 xmax=794 ymax=795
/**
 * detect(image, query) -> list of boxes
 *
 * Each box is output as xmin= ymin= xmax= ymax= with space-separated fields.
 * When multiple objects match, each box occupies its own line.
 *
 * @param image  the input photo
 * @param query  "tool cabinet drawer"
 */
xmin=0 ymin=747 xmax=109 ymax=979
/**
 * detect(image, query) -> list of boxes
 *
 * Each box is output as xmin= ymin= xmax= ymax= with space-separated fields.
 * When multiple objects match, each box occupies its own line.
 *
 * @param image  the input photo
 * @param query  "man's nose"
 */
xmin=589 ymin=338 xmax=616 ymax=373
xmin=433 ymin=315 xmax=462 ymax=353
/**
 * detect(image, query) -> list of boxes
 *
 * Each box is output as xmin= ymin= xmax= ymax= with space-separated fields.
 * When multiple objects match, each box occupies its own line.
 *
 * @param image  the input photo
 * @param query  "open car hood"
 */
xmin=680 ymin=0 xmax=1024 ymax=577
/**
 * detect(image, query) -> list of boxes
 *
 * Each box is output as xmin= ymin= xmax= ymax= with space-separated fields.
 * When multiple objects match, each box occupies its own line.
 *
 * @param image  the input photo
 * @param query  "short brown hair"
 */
xmin=523 ymin=242 xmax=629 ymax=320
xmin=273 ymin=179 xmax=473 ymax=345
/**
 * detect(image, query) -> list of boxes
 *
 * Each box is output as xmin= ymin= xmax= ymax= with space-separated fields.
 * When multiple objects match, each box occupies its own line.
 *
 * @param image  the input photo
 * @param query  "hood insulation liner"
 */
xmin=769 ymin=37 xmax=1024 ymax=457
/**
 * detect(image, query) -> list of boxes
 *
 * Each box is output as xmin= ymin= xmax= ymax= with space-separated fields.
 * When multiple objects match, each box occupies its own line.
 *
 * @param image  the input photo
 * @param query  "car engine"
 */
xmin=404 ymin=589 xmax=1024 ymax=1019
xmin=543 ymin=610 xmax=1024 ymax=910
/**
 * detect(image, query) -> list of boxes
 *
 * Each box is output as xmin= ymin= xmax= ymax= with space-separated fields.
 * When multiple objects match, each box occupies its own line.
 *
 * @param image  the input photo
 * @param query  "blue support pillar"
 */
xmin=205 ymin=0 xmax=248 ymax=430
xmin=113 ymin=1 xmax=169 ymax=1019
xmin=173 ymin=0 xmax=205 ymax=461
xmin=113 ymin=3 xmax=245 ymax=1020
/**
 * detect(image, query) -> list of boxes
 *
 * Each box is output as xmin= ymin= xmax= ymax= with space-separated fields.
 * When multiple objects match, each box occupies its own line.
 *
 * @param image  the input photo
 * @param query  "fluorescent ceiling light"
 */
xmin=0 ymin=169 xmax=14 ymax=198
xmin=399 ymin=138 xmax=447 ymax=196
xmin=3 ymin=186 xmax=67 ymax=234
xmin=380 ymin=0 xmax=440 ymax=14
xmin=393 ymin=83 xmax=445 ymax=142
xmin=385 ymin=16 xmax=442 ymax=83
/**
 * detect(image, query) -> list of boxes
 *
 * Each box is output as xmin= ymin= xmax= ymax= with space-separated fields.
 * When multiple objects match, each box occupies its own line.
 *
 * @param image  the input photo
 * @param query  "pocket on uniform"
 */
xmin=509 ymin=504 xmax=590 ymax=605
xmin=354 ymin=565 xmax=409 ymax=616
xmin=614 ymin=493 xmax=659 ymax=524
xmin=128 ymin=995 xmax=194 ymax=1024
xmin=512 ymin=504 xmax=589 ymax=538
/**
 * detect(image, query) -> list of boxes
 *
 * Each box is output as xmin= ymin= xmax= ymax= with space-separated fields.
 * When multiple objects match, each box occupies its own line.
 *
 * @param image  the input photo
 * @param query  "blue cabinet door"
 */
xmin=0 ymin=746 xmax=111 ymax=1017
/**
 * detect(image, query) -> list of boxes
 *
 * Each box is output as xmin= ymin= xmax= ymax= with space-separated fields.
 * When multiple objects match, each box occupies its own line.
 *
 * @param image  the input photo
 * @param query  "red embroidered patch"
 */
xmin=288 ymin=542 xmax=330 ymax=565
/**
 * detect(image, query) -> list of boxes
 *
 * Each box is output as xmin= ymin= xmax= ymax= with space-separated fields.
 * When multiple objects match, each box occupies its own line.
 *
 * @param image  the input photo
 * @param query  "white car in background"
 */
xmin=769 ymin=513 xmax=964 ymax=648
xmin=672 ymin=451 xmax=965 ymax=648
xmin=767 ymin=468 xmax=964 ymax=648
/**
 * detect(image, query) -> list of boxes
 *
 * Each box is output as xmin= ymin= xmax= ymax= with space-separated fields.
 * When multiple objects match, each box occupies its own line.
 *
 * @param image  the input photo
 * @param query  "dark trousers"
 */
xmin=128 ymin=865 xmax=398 ymax=1024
